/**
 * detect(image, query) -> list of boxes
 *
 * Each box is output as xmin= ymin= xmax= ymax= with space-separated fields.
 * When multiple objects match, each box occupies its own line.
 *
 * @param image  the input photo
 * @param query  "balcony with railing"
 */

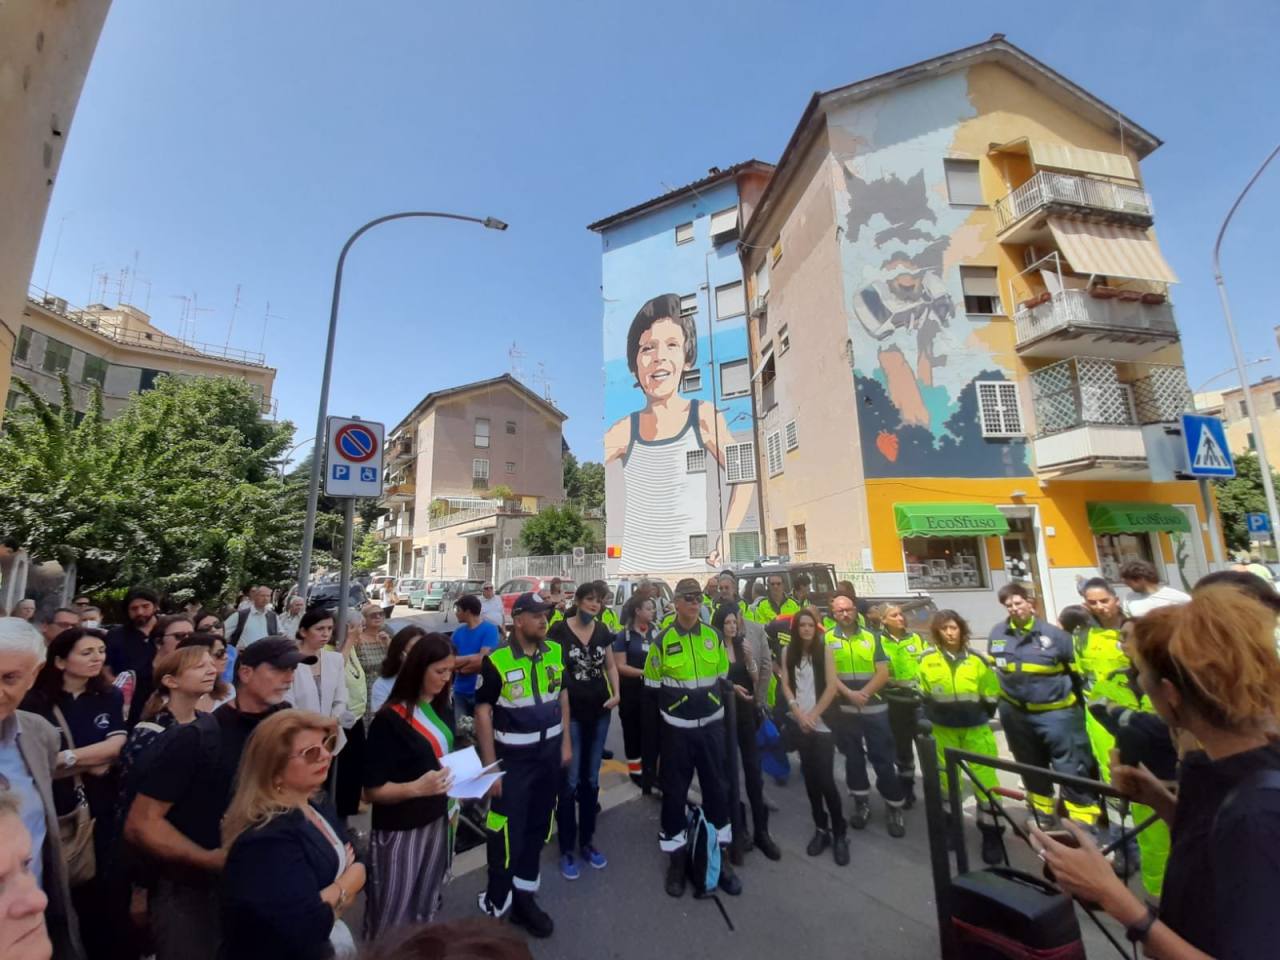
xmin=1029 ymin=357 xmax=1190 ymax=478
xmin=378 ymin=481 xmax=415 ymax=506
xmin=1014 ymin=287 xmax=1178 ymax=360
xmin=388 ymin=436 xmax=414 ymax=464
xmin=428 ymin=497 xmax=531 ymax=531
xmin=994 ymin=171 xmax=1153 ymax=243
xmin=374 ymin=514 xmax=413 ymax=542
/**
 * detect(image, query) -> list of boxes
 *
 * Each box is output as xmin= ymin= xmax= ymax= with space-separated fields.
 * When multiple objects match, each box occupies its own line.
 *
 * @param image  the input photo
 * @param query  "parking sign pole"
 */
xmin=336 ymin=497 xmax=356 ymax=648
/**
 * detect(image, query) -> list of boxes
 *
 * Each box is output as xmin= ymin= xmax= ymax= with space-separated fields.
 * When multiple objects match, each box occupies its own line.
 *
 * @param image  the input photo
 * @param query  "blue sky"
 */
xmin=33 ymin=0 xmax=1280 ymax=462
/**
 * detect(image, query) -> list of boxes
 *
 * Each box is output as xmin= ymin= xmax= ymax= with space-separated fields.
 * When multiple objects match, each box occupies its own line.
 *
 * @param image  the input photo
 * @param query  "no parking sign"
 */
xmin=324 ymin=416 xmax=385 ymax=497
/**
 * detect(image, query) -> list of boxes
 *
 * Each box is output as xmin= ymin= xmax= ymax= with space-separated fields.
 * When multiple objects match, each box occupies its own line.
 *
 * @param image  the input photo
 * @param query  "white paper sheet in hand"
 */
xmin=439 ymin=746 xmax=504 ymax=799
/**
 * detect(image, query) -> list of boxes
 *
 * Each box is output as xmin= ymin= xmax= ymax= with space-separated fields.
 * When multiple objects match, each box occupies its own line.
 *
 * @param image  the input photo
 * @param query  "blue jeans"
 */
xmin=557 ymin=712 xmax=611 ymax=853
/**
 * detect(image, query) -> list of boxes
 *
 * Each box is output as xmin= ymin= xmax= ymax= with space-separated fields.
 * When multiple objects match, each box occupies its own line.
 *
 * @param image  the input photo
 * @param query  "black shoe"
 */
xmin=901 ymin=780 xmax=916 ymax=810
xmin=716 ymin=858 xmax=743 ymax=896
xmin=665 ymin=851 xmax=687 ymax=898
xmin=978 ymin=821 xmax=1005 ymax=866
xmin=849 ymin=798 xmax=871 ymax=830
xmin=511 ymin=892 xmax=554 ymax=939
xmin=601 ymin=748 xmax=615 ymax=760
xmin=886 ymin=805 xmax=906 ymax=838
xmin=833 ymin=833 xmax=850 ymax=867
xmin=754 ymin=832 xmax=782 ymax=861
xmin=740 ymin=831 xmax=755 ymax=853
xmin=806 ymin=829 xmax=832 ymax=857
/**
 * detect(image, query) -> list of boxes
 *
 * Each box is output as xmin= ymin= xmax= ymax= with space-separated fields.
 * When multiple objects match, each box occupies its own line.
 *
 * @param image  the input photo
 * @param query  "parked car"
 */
xmin=394 ymin=578 xmax=425 ymax=604
xmin=306 ymin=582 xmax=368 ymax=618
xmin=732 ymin=561 xmax=841 ymax=614
xmin=608 ymin=576 xmax=673 ymax=622
xmin=408 ymin=580 xmax=454 ymax=611
xmin=494 ymin=576 xmax=578 ymax=624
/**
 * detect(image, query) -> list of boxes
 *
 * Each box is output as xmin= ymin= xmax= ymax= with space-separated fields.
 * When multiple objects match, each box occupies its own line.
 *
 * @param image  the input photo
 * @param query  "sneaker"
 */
xmin=978 ymin=822 xmax=1005 ymax=866
xmin=581 ymin=844 xmax=608 ymax=870
xmin=716 ymin=858 xmax=743 ymax=896
xmin=833 ymin=834 xmax=850 ymax=867
xmin=665 ymin=851 xmax=687 ymax=898
xmin=511 ymin=892 xmax=554 ymax=939
xmin=886 ymin=805 xmax=906 ymax=839
xmin=806 ymin=829 xmax=832 ymax=857
xmin=754 ymin=832 xmax=782 ymax=861
xmin=849 ymin=797 xmax=872 ymax=830
xmin=477 ymin=889 xmax=511 ymax=919
xmin=559 ymin=853 xmax=580 ymax=880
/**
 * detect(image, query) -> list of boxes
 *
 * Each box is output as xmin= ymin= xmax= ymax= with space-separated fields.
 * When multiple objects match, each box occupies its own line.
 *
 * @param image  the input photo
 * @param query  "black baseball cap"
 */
xmin=674 ymin=578 xmax=704 ymax=597
xmin=511 ymin=592 xmax=556 ymax=617
xmin=237 ymin=636 xmax=317 ymax=669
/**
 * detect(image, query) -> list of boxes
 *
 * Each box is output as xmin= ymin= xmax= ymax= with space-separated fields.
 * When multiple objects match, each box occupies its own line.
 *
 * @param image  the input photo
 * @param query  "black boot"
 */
xmin=806 ymin=828 xmax=832 ymax=857
xmin=665 ymin=850 xmax=687 ymax=898
xmin=754 ymin=831 xmax=782 ymax=861
xmin=832 ymin=832 xmax=850 ymax=867
xmin=978 ymin=820 xmax=1006 ymax=866
xmin=900 ymin=777 xmax=916 ymax=810
xmin=849 ymin=796 xmax=872 ymax=830
xmin=716 ymin=854 xmax=742 ymax=896
xmin=511 ymin=891 xmax=554 ymax=939
xmin=886 ymin=804 xmax=906 ymax=838
xmin=944 ymin=809 xmax=959 ymax=851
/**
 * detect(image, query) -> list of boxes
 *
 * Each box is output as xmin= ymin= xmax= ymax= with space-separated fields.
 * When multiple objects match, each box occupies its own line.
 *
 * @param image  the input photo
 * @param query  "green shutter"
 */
xmin=893 ymin=503 xmax=1010 ymax=538
xmin=1086 ymin=502 xmax=1190 ymax=535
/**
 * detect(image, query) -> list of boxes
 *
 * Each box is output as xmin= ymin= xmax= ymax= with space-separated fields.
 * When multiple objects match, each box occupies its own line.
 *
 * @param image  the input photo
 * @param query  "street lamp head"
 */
xmin=482 ymin=217 xmax=509 ymax=231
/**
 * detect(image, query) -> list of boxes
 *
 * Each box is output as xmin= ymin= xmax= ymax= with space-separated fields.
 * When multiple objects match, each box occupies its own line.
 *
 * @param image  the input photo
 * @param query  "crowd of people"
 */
xmin=1 ymin=555 xmax=1278 ymax=959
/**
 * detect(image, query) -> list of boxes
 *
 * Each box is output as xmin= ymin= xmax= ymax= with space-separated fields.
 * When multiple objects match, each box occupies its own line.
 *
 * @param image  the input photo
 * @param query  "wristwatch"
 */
xmin=1124 ymin=902 xmax=1158 ymax=944
xmin=60 ymin=749 xmax=78 ymax=769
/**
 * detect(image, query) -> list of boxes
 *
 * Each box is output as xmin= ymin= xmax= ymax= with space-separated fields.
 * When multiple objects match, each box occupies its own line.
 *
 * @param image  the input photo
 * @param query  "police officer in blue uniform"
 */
xmin=475 ymin=592 xmax=571 ymax=938
xmin=987 ymin=582 xmax=1100 ymax=827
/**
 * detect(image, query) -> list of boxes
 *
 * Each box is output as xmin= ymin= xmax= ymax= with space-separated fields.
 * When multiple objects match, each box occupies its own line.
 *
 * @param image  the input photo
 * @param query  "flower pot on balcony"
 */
xmin=1117 ymin=290 xmax=1143 ymax=302
xmin=1140 ymin=292 xmax=1167 ymax=305
xmin=1089 ymin=286 xmax=1118 ymax=300
xmin=1021 ymin=298 xmax=1040 ymax=311
xmin=1035 ymin=291 xmax=1052 ymax=306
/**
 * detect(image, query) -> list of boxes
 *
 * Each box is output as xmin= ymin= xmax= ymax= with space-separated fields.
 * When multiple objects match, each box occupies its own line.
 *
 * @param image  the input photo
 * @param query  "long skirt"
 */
xmin=363 ymin=817 xmax=452 ymax=940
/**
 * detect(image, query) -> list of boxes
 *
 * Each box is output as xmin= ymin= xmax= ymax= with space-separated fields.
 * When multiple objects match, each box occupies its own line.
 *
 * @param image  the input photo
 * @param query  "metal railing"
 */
xmin=27 ymin=286 xmax=268 ymax=367
xmin=994 ymin=170 xmax=1152 ymax=232
xmin=1029 ymin=357 xmax=1190 ymax=437
xmin=428 ymin=501 xmax=529 ymax=531
xmin=1014 ymin=288 xmax=1177 ymax=347
xmin=496 ymin=553 xmax=608 ymax=584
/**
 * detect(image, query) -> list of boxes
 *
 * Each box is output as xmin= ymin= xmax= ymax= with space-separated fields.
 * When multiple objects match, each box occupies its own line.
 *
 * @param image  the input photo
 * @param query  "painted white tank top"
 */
xmin=620 ymin=400 xmax=709 ymax=574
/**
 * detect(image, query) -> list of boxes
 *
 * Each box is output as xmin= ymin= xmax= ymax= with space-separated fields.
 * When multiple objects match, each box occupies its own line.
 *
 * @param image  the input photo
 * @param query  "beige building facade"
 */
xmin=10 ymin=291 xmax=277 ymax=419
xmin=1196 ymin=376 xmax=1280 ymax=470
xmin=1 ymin=0 xmax=113 ymax=419
xmin=376 ymin=374 xmax=568 ymax=581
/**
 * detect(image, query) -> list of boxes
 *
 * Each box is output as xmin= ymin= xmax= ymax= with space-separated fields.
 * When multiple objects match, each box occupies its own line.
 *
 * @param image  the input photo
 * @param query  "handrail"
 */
xmin=994 ymin=170 xmax=1152 ymax=231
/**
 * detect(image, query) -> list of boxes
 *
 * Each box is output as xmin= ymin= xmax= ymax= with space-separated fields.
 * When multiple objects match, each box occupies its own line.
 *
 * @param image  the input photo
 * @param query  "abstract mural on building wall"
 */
xmin=603 ymin=293 xmax=755 ymax=574
xmin=833 ymin=75 xmax=1031 ymax=480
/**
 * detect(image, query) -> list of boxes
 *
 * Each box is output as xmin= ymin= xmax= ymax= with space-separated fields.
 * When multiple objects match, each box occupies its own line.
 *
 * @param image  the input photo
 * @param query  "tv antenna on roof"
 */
xmin=508 ymin=342 xmax=525 ymax=382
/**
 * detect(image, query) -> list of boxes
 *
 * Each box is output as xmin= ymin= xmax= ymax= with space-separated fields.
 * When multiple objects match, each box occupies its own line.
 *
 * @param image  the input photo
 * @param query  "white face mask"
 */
xmin=82 ymin=620 xmax=100 ymax=629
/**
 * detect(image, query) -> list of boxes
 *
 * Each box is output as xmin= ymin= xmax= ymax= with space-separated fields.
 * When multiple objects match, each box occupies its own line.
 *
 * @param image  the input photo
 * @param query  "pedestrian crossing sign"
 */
xmin=1180 ymin=413 xmax=1235 ymax=478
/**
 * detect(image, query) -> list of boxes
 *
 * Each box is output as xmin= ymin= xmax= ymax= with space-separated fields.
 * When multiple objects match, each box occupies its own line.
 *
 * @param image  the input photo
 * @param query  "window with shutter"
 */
xmin=944 ymin=159 xmax=983 ymax=205
xmin=729 ymin=531 xmax=761 ymax=562
xmin=689 ymin=534 xmax=709 ymax=558
xmin=960 ymin=266 xmax=1001 ymax=315
xmin=675 ymin=222 xmax=694 ymax=245
xmin=766 ymin=431 xmax=784 ymax=476
xmin=784 ymin=420 xmax=798 ymax=451
xmin=681 ymin=369 xmax=702 ymax=392
xmin=725 ymin=441 xmax=756 ymax=483
xmin=708 ymin=207 xmax=738 ymax=240
xmin=720 ymin=360 xmax=749 ymax=398
xmin=976 ymin=381 xmax=1024 ymax=437
xmin=680 ymin=294 xmax=698 ymax=317
xmin=715 ymin=281 xmax=745 ymax=320
xmin=686 ymin=449 xmax=707 ymax=473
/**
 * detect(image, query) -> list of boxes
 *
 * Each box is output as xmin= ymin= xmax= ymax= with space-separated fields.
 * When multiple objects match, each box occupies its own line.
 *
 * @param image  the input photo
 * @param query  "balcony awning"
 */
xmin=1087 ymin=502 xmax=1190 ymax=535
xmin=894 ymin=503 xmax=1010 ymax=538
xmin=1047 ymin=217 xmax=1179 ymax=284
xmin=458 ymin=526 xmax=498 ymax=538
xmin=994 ymin=138 xmax=1136 ymax=181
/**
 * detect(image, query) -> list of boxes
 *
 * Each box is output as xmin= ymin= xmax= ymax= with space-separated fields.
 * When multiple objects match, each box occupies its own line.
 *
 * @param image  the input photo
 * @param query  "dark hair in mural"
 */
xmin=625 ymin=294 xmax=698 ymax=382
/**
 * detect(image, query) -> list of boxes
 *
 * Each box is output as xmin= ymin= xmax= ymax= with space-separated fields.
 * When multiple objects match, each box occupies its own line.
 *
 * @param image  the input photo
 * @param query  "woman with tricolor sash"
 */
xmin=362 ymin=633 xmax=458 ymax=939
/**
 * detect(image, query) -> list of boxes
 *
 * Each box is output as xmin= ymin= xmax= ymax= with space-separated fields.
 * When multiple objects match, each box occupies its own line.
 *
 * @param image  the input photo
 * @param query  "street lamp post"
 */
xmin=297 ymin=212 xmax=508 ymax=600
xmin=1214 ymin=144 xmax=1280 ymax=560
xmin=279 ymin=436 xmax=316 ymax=479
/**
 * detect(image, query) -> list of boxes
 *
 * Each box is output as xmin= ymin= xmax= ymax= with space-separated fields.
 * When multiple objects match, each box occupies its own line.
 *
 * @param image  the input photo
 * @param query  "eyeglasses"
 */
xmin=678 ymin=592 xmax=702 ymax=603
xmin=211 ymin=649 xmax=229 ymax=660
xmin=368 ymin=612 xmax=384 ymax=619
xmin=165 ymin=631 xmax=194 ymax=642
xmin=291 ymin=734 xmax=338 ymax=764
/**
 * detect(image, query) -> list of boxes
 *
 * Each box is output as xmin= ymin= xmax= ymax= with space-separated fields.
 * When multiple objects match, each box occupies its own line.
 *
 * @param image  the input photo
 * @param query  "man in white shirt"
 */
xmin=276 ymin=595 xmax=306 ymax=642
xmin=224 ymin=585 xmax=278 ymax=648
xmin=479 ymin=582 xmax=505 ymax=626
xmin=1119 ymin=559 xmax=1190 ymax=618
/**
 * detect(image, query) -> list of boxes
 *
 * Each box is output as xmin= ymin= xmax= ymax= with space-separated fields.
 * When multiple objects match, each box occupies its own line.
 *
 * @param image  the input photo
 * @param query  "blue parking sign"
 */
xmin=332 ymin=464 xmax=350 ymax=480
xmin=1247 ymin=512 xmax=1271 ymax=535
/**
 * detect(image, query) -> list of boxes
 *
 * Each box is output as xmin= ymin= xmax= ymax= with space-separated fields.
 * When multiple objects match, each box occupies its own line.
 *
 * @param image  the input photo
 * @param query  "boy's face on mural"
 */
xmin=635 ymin=317 xmax=687 ymax=401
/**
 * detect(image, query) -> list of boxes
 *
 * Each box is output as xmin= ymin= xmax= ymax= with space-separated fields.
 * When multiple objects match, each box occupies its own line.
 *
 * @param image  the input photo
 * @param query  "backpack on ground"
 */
xmin=685 ymin=803 xmax=734 ymax=930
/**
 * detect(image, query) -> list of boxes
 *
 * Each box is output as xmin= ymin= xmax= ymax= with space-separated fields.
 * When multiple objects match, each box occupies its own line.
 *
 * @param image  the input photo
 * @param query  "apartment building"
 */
xmin=1196 ymin=375 xmax=1280 ymax=468
xmin=588 ymin=161 xmax=773 ymax=577
xmin=9 ymin=290 xmax=277 ymax=419
xmin=738 ymin=36 xmax=1209 ymax=625
xmin=377 ymin=374 xmax=567 ymax=581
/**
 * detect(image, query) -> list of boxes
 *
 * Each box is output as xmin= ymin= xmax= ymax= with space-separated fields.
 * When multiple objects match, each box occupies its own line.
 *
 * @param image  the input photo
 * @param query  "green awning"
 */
xmin=1087 ymin=502 xmax=1190 ymax=535
xmin=894 ymin=503 xmax=1010 ymax=538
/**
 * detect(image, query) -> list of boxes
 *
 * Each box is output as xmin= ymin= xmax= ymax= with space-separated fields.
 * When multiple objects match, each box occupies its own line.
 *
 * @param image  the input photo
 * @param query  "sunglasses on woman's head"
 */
xmin=292 ymin=734 xmax=338 ymax=764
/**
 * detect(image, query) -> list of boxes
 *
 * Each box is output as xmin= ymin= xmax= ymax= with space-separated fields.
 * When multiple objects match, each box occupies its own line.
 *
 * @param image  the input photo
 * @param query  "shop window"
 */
xmin=1094 ymin=533 xmax=1155 ymax=583
xmin=902 ymin=537 xmax=987 ymax=590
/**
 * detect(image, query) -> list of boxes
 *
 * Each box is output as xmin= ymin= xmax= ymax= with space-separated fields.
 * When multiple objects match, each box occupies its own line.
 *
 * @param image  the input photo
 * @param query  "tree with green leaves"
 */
xmin=520 ymin=505 xmax=598 ymax=555
xmin=562 ymin=451 xmax=604 ymax=511
xmin=352 ymin=529 xmax=388 ymax=574
xmin=1213 ymin=451 xmax=1280 ymax=553
xmin=0 ymin=374 xmax=303 ymax=604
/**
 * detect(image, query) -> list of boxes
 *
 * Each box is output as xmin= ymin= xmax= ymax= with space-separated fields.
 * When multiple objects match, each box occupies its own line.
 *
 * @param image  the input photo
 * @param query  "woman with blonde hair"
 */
xmin=221 ymin=710 xmax=366 ymax=959
xmin=1032 ymin=585 xmax=1280 ymax=957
